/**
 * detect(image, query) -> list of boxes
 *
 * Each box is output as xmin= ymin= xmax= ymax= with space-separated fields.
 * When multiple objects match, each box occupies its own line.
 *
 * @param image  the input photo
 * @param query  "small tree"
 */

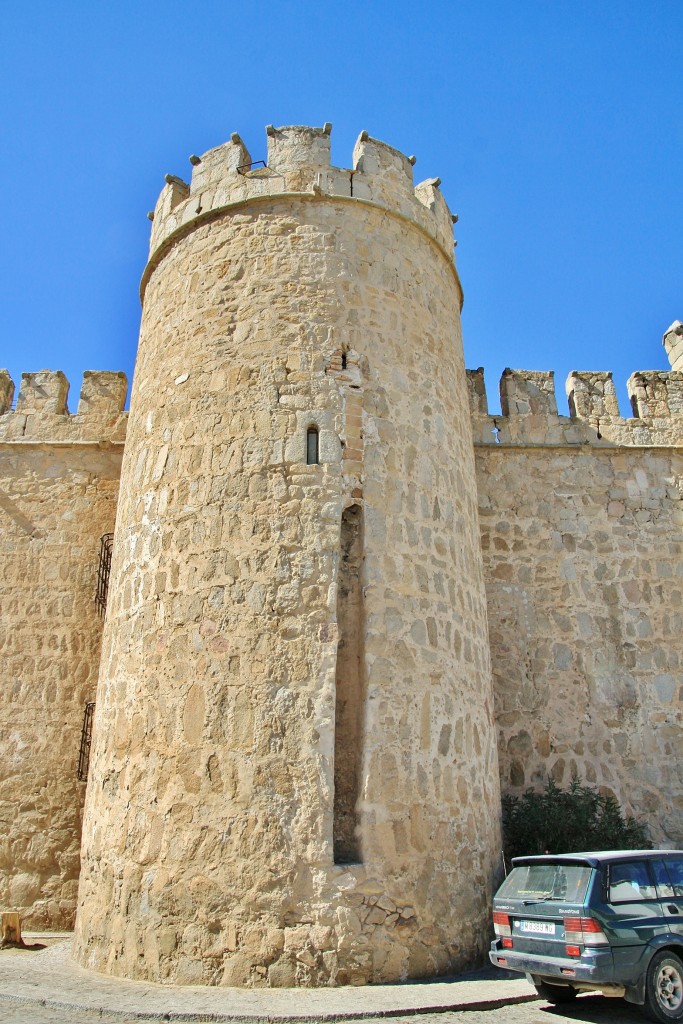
xmin=502 ymin=777 xmax=651 ymax=862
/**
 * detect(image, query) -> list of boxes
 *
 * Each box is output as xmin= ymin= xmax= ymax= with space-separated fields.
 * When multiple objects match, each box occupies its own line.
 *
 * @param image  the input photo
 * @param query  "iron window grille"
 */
xmin=77 ymin=702 xmax=96 ymax=781
xmin=95 ymin=532 xmax=114 ymax=616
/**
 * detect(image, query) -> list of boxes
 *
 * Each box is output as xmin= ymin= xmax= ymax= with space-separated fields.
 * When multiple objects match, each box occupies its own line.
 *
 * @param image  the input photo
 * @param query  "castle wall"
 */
xmin=74 ymin=126 xmax=501 ymax=987
xmin=469 ymin=368 xmax=683 ymax=845
xmin=0 ymin=370 xmax=126 ymax=927
xmin=2 ymin=122 xmax=679 ymax=984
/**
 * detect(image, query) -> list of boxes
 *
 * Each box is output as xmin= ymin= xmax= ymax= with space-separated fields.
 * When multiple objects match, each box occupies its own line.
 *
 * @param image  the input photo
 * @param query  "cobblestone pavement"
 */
xmin=364 ymin=995 xmax=645 ymax=1024
xmin=0 ymin=938 xmax=646 ymax=1024
xmin=0 ymin=939 xmax=535 ymax=1021
xmin=0 ymin=994 xmax=645 ymax=1024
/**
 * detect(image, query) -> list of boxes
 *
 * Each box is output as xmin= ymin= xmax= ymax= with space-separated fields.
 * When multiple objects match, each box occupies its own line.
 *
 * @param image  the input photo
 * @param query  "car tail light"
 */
xmin=493 ymin=911 xmax=511 ymax=937
xmin=563 ymin=916 xmax=608 ymax=946
xmin=565 ymin=944 xmax=581 ymax=957
xmin=502 ymin=937 xmax=513 ymax=949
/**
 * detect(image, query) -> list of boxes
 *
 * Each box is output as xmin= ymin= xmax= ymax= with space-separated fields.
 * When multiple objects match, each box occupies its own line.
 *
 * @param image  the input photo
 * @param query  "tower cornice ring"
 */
xmin=140 ymin=191 xmax=464 ymax=309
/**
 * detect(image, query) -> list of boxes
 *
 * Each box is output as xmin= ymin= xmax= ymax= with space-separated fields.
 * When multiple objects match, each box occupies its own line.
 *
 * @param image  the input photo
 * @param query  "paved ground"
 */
xmin=0 ymin=936 xmax=643 ymax=1024
xmin=0 ymin=1000 xmax=647 ymax=1024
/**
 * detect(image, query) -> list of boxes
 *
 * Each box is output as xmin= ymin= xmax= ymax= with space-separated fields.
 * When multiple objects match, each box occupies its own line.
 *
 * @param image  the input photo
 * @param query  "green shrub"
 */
xmin=502 ymin=777 xmax=651 ymax=862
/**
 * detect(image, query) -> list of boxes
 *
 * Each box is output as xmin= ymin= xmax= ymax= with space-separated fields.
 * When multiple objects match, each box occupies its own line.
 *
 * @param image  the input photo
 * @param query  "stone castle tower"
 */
xmin=1 ymin=124 xmax=681 ymax=991
xmin=72 ymin=125 xmax=502 ymax=985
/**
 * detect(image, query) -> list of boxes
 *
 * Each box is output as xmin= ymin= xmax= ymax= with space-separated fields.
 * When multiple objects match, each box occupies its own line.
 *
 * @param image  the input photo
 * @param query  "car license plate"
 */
xmin=520 ymin=919 xmax=555 ymax=935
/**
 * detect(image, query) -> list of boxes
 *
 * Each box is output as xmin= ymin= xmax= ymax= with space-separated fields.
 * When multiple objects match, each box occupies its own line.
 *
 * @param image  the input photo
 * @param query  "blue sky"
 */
xmin=1 ymin=1 xmax=681 ymax=415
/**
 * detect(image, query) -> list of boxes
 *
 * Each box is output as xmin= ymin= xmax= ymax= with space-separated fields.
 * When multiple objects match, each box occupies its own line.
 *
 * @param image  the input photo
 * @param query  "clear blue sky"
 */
xmin=1 ymin=1 xmax=680 ymax=415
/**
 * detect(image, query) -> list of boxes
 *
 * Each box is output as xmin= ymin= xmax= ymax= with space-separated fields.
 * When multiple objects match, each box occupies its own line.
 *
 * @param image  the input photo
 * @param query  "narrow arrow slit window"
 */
xmin=306 ymin=425 xmax=319 ymax=465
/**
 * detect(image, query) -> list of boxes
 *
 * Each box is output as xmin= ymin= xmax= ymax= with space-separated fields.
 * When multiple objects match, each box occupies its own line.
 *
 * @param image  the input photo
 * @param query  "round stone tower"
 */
xmin=74 ymin=124 xmax=501 ymax=987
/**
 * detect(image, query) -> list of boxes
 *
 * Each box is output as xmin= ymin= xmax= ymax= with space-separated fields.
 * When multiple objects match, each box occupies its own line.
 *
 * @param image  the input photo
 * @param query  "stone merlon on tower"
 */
xmin=664 ymin=320 xmax=683 ymax=372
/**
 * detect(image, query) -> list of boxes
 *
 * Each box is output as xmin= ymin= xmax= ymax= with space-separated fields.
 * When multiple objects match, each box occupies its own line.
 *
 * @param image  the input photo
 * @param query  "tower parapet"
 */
xmin=0 ymin=371 xmax=128 ymax=443
xmin=145 ymin=124 xmax=459 ymax=301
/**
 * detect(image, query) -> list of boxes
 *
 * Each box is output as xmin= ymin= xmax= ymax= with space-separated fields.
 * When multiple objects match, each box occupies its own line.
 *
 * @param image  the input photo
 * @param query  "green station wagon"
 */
xmin=489 ymin=850 xmax=683 ymax=1022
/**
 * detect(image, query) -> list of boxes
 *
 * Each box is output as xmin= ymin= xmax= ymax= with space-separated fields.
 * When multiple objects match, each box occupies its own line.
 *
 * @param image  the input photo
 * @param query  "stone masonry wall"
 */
xmin=74 ymin=126 xmax=501 ymax=987
xmin=0 ymin=370 xmax=126 ymax=926
xmin=3 ymin=122 xmax=680 ymax=980
xmin=469 ymin=366 xmax=683 ymax=845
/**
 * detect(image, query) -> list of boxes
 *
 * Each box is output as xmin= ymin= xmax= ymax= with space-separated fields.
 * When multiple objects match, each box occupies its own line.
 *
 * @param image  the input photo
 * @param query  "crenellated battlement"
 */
xmin=468 ymin=365 xmax=683 ymax=447
xmin=266 ymin=122 xmax=332 ymax=171
xmin=144 ymin=123 xmax=458 ymax=293
xmin=664 ymin=320 xmax=683 ymax=372
xmin=628 ymin=369 xmax=683 ymax=419
xmin=0 ymin=370 xmax=128 ymax=443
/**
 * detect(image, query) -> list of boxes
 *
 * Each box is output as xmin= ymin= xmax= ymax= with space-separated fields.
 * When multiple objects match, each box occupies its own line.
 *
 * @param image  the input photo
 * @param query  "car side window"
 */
xmin=609 ymin=861 xmax=657 ymax=902
xmin=665 ymin=859 xmax=683 ymax=897
xmin=652 ymin=859 xmax=675 ymax=899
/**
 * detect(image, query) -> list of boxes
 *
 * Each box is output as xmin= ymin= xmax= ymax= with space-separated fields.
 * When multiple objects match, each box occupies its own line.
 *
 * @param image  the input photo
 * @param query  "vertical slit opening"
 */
xmin=306 ymin=425 xmax=319 ymax=465
xmin=333 ymin=503 xmax=364 ymax=864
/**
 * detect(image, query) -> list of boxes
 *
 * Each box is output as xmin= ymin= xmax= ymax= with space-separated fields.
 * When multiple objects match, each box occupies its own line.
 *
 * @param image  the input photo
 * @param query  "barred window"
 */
xmin=95 ymin=533 xmax=114 ymax=615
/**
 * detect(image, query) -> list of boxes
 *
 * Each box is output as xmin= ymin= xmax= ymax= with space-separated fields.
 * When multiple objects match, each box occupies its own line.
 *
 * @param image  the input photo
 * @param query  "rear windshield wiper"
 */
xmin=522 ymin=896 xmax=566 ymax=904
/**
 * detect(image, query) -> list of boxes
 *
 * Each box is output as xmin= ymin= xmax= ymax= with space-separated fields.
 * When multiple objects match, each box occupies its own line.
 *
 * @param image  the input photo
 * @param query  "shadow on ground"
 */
xmin=540 ymin=993 xmax=644 ymax=1023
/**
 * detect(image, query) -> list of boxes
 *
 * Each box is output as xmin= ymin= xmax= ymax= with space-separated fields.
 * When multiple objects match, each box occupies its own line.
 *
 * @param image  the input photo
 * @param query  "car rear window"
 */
xmin=497 ymin=863 xmax=593 ymax=903
xmin=608 ymin=861 xmax=657 ymax=902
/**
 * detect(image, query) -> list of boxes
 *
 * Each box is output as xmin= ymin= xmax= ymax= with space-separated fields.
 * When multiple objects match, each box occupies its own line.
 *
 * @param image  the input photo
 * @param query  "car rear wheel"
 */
xmin=533 ymin=979 xmax=578 ymax=1004
xmin=643 ymin=951 xmax=683 ymax=1022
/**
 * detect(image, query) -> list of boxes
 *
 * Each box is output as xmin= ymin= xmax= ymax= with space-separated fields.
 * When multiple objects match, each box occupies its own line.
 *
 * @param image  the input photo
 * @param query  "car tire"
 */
xmin=642 ymin=950 xmax=683 ymax=1022
xmin=533 ymin=980 xmax=578 ymax=1004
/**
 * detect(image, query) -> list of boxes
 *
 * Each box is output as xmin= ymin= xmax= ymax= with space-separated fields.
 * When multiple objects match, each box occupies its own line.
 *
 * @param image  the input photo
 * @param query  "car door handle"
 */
xmin=666 ymin=905 xmax=680 ymax=914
